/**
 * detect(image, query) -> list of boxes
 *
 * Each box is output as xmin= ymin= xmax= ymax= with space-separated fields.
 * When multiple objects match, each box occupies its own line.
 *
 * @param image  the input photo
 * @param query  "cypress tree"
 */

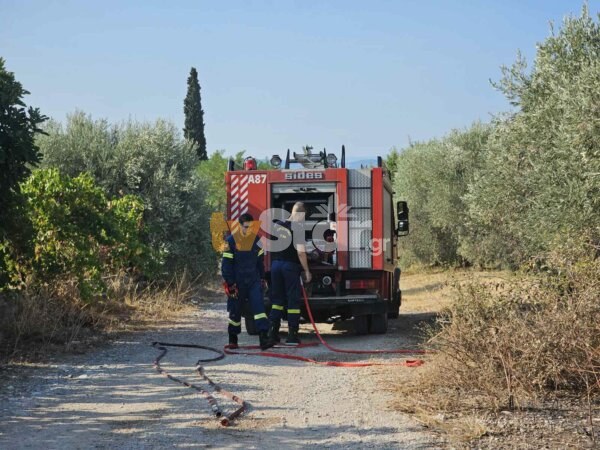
xmin=183 ymin=67 xmax=207 ymax=160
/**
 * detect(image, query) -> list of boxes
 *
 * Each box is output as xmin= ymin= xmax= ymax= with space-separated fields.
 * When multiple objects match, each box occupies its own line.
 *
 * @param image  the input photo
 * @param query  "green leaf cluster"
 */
xmin=3 ymin=168 xmax=156 ymax=299
xmin=0 ymin=58 xmax=47 ymax=220
xmin=37 ymin=113 xmax=215 ymax=277
xmin=0 ymin=58 xmax=48 ymax=286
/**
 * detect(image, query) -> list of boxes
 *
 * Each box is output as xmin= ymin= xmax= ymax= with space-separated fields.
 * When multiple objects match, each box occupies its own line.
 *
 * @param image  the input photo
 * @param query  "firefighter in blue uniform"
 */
xmin=267 ymin=202 xmax=312 ymax=346
xmin=222 ymin=213 xmax=273 ymax=350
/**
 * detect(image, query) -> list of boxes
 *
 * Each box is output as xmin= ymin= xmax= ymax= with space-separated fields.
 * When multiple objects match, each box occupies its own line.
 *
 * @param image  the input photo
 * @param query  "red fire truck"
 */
xmin=225 ymin=146 xmax=409 ymax=335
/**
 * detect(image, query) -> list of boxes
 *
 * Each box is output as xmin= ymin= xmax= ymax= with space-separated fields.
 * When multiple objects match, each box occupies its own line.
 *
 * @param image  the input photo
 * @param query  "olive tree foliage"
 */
xmin=465 ymin=7 xmax=600 ymax=267
xmin=39 ymin=113 xmax=115 ymax=185
xmin=393 ymin=123 xmax=490 ymax=267
xmin=385 ymin=147 xmax=400 ymax=183
xmin=393 ymin=8 xmax=600 ymax=269
xmin=38 ymin=112 xmax=215 ymax=277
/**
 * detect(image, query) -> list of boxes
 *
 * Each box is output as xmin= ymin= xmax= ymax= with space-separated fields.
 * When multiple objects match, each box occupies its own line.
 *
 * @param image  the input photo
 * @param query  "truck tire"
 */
xmin=388 ymin=268 xmax=401 ymax=319
xmin=369 ymin=313 xmax=388 ymax=334
xmin=354 ymin=315 xmax=369 ymax=335
xmin=244 ymin=313 xmax=258 ymax=335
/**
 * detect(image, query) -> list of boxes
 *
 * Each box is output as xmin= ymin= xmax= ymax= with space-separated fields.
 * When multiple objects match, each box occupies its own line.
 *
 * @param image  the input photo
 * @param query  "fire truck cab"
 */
xmin=226 ymin=146 xmax=409 ymax=335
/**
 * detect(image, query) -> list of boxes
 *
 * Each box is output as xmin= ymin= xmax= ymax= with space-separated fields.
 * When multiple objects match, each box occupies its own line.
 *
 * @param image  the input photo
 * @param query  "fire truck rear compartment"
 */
xmin=268 ymin=183 xmax=390 ymax=334
xmin=226 ymin=156 xmax=404 ymax=336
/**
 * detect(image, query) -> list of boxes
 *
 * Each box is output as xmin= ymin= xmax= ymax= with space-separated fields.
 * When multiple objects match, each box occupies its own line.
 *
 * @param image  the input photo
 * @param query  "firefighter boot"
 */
xmin=259 ymin=331 xmax=275 ymax=351
xmin=228 ymin=333 xmax=238 ymax=349
xmin=286 ymin=327 xmax=301 ymax=346
xmin=267 ymin=323 xmax=281 ymax=345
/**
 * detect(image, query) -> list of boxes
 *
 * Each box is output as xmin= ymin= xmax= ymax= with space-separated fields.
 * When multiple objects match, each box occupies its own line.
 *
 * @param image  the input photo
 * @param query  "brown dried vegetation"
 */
xmin=0 ymin=273 xmax=197 ymax=361
xmin=394 ymin=245 xmax=600 ymax=447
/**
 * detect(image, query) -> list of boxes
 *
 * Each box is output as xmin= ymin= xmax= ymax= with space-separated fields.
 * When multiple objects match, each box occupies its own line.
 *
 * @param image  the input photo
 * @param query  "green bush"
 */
xmin=37 ymin=112 xmax=215 ymax=278
xmin=4 ymin=168 xmax=155 ymax=299
xmin=0 ymin=58 xmax=48 ymax=289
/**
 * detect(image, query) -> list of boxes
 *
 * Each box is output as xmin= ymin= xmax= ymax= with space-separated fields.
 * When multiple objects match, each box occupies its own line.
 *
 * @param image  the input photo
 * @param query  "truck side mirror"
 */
xmin=396 ymin=201 xmax=409 ymax=236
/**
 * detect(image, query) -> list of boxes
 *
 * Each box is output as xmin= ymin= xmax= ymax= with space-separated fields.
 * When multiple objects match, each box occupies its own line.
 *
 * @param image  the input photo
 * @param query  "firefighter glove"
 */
xmin=223 ymin=282 xmax=238 ymax=299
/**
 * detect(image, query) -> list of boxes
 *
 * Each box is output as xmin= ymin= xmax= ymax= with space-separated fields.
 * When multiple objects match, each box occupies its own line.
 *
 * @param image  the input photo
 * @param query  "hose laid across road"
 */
xmin=151 ymin=341 xmax=246 ymax=426
xmin=225 ymin=280 xmax=427 ymax=368
xmin=153 ymin=280 xmax=428 ymax=426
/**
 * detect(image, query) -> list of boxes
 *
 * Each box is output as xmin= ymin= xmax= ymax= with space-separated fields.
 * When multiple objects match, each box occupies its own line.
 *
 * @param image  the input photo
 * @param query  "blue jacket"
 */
xmin=221 ymin=233 xmax=265 ymax=285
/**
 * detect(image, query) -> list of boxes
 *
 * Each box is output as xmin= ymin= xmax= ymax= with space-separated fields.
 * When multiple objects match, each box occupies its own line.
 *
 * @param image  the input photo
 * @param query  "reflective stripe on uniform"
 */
xmin=272 ymin=304 xmax=284 ymax=311
xmin=288 ymin=309 xmax=301 ymax=314
xmin=223 ymin=252 xmax=234 ymax=259
xmin=257 ymin=249 xmax=264 ymax=256
xmin=254 ymin=313 xmax=267 ymax=320
xmin=228 ymin=319 xmax=241 ymax=326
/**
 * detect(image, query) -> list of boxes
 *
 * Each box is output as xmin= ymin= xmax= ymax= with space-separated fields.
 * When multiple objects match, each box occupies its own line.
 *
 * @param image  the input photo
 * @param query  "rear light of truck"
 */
xmin=345 ymin=279 xmax=378 ymax=290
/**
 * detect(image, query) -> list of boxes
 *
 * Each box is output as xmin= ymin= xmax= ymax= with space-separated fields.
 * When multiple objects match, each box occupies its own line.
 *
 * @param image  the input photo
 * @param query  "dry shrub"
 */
xmin=0 ymin=272 xmax=198 ymax=360
xmin=0 ymin=279 xmax=97 ymax=357
xmin=105 ymin=272 xmax=196 ymax=326
xmin=391 ymin=245 xmax=600 ymax=445
xmin=425 ymin=242 xmax=600 ymax=411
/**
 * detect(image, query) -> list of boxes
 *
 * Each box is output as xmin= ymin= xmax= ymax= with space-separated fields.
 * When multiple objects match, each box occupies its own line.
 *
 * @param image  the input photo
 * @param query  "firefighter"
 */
xmin=222 ymin=213 xmax=273 ymax=350
xmin=267 ymin=202 xmax=312 ymax=346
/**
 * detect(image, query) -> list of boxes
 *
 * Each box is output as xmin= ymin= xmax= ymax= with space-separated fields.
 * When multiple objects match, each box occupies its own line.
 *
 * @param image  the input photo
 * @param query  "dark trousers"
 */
xmin=268 ymin=259 xmax=302 ymax=329
xmin=227 ymin=280 xmax=270 ymax=334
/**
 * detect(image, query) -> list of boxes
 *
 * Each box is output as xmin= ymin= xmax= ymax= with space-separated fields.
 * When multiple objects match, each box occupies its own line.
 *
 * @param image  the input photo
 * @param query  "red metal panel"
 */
xmin=227 ymin=170 xmax=269 ymax=272
xmin=227 ymin=171 xmax=268 ymax=222
xmin=245 ymin=171 xmax=268 ymax=224
xmin=371 ymin=168 xmax=383 ymax=270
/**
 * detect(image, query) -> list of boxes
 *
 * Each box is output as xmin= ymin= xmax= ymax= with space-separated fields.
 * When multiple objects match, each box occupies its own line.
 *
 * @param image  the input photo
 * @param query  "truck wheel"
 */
xmin=244 ymin=314 xmax=258 ymax=336
xmin=369 ymin=313 xmax=388 ymax=334
xmin=354 ymin=315 xmax=369 ymax=335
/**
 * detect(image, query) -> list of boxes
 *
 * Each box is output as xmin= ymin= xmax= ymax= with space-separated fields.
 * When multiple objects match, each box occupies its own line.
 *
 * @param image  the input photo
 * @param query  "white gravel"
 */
xmin=0 ymin=299 xmax=441 ymax=449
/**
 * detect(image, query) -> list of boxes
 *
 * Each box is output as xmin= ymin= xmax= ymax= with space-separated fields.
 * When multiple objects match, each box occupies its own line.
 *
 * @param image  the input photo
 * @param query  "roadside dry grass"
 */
xmin=0 ymin=274 xmax=210 ymax=363
xmin=391 ymin=268 xmax=600 ymax=449
xmin=392 ymin=269 xmax=505 ymax=447
xmin=400 ymin=268 xmax=508 ymax=314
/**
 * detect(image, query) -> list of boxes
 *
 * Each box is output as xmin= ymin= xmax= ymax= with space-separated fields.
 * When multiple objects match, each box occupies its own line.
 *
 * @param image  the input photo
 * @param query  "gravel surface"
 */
xmin=0 ymin=298 xmax=441 ymax=449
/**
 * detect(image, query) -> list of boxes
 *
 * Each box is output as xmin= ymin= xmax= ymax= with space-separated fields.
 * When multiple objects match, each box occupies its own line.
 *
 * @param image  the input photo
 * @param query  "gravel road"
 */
xmin=0 ymin=296 xmax=441 ymax=449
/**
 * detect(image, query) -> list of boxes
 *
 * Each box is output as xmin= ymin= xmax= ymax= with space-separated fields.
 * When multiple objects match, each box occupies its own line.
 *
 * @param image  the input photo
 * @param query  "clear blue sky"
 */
xmin=1 ymin=1 xmax=598 ymax=160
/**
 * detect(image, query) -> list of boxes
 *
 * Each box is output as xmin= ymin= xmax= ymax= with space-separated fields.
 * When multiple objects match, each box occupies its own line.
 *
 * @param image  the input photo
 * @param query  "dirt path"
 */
xmin=0 ymin=293 xmax=441 ymax=449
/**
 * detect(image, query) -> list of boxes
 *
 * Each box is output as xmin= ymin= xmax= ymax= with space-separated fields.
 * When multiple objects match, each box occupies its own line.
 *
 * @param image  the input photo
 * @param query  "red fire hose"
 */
xmin=154 ymin=278 xmax=428 ymax=427
xmin=300 ymin=279 xmax=427 ymax=361
xmin=225 ymin=278 xmax=427 ymax=368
